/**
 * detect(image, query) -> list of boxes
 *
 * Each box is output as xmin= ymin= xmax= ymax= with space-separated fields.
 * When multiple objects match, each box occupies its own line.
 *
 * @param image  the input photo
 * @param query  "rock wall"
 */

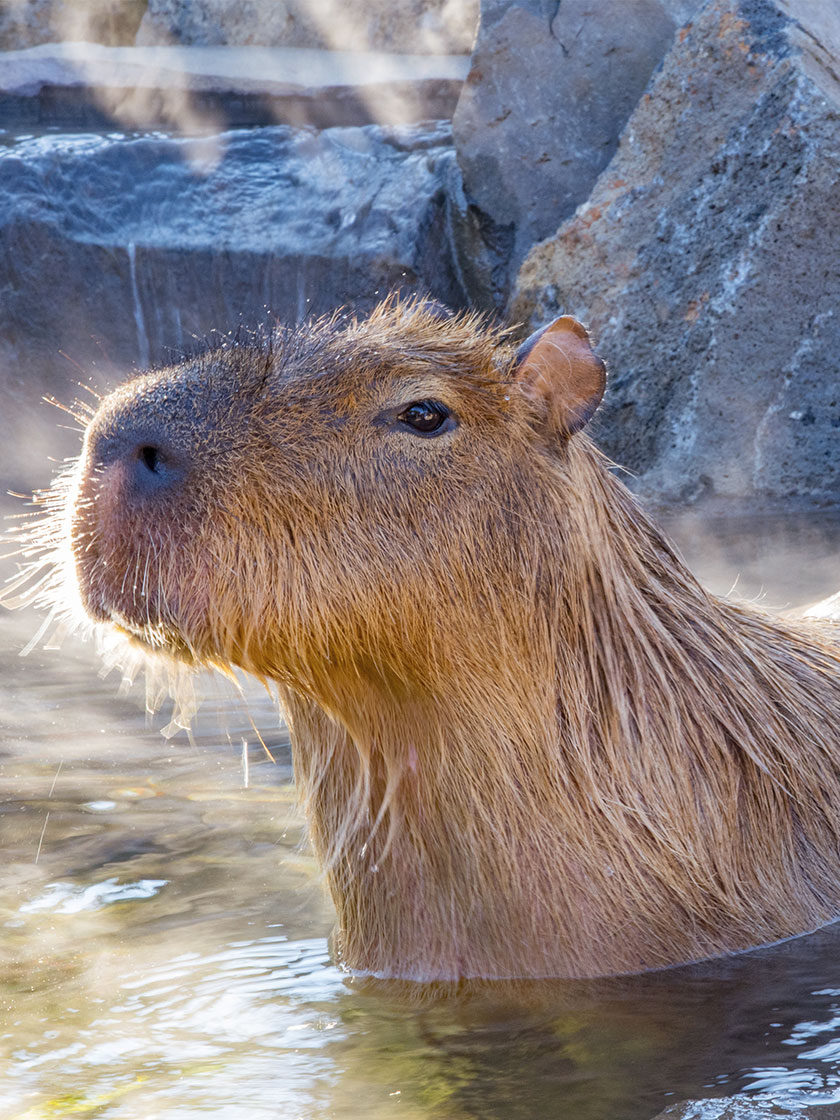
xmin=137 ymin=0 xmax=478 ymax=53
xmin=0 ymin=43 xmax=468 ymax=132
xmin=452 ymin=0 xmax=702 ymax=305
xmin=511 ymin=0 xmax=840 ymax=510
xmin=0 ymin=0 xmax=478 ymax=53
xmin=0 ymin=0 xmax=147 ymax=49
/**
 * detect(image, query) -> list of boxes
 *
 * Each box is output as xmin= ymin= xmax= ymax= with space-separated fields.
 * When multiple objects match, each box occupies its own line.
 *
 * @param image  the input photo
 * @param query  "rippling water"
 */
xmin=2 ymin=513 xmax=840 ymax=1120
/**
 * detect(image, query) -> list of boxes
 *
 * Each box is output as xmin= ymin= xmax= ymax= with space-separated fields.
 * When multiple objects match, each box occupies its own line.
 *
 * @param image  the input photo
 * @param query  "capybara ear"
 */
xmin=514 ymin=317 xmax=606 ymax=435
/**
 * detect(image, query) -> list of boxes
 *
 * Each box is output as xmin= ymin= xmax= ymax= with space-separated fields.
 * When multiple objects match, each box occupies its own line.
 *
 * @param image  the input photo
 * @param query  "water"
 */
xmin=2 ymin=513 xmax=840 ymax=1120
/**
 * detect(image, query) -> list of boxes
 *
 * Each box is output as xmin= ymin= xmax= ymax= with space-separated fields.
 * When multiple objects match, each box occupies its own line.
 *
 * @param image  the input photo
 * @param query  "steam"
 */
xmin=663 ymin=510 xmax=840 ymax=615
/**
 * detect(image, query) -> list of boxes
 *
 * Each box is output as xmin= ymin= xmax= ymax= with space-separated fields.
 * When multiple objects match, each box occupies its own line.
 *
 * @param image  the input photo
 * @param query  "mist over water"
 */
xmin=664 ymin=510 xmax=840 ymax=612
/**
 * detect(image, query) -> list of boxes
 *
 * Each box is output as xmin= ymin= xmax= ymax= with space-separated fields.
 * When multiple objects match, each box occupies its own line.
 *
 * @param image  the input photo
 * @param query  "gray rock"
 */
xmin=0 ymin=0 xmax=53 ymax=49
xmin=511 ymin=0 xmax=840 ymax=511
xmin=0 ymin=0 xmax=146 ymax=49
xmin=136 ymin=0 xmax=479 ymax=54
xmin=0 ymin=121 xmax=467 ymax=493
xmin=0 ymin=0 xmax=478 ymax=53
xmin=0 ymin=43 xmax=469 ymax=131
xmin=451 ymin=0 xmax=703 ymax=306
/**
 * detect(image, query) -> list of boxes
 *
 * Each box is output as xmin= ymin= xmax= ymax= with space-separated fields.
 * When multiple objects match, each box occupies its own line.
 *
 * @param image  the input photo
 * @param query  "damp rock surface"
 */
xmin=511 ymin=0 xmax=840 ymax=510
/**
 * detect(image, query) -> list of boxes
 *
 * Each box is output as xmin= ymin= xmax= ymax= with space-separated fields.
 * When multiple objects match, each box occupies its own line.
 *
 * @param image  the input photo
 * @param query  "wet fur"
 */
xmin=9 ymin=298 xmax=840 ymax=980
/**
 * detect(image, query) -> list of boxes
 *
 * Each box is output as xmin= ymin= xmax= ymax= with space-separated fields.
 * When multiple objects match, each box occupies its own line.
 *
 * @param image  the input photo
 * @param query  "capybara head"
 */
xmin=67 ymin=298 xmax=605 ymax=704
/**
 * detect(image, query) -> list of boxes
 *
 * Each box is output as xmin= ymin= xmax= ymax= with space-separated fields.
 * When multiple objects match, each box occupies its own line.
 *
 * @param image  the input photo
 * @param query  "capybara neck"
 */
xmin=287 ymin=439 xmax=840 ymax=979
xmin=16 ymin=298 xmax=840 ymax=981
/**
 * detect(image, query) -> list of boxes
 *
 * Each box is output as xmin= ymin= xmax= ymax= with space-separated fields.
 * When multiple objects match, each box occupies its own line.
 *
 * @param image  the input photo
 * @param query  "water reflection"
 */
xmin=20 ymin=877 xmax=169 ymax=914
xmin=3 ymin=513 xmax=840 ymax=1119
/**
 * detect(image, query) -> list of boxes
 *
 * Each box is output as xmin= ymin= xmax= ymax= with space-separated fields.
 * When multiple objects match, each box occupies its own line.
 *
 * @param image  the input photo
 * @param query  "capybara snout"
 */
xmin=73 ymin=349 xmax=268 ymax=639
xmin=82 ymin=346 xmax=264 ymax=494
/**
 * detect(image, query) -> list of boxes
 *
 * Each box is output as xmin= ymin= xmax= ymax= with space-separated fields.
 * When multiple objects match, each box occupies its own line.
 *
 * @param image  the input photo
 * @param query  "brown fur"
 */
xmin=8 ymin=296 xmax=840 ymax=980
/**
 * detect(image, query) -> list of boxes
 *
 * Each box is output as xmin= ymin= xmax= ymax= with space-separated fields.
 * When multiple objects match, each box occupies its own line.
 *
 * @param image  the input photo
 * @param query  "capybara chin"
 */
xmin=12 ymin=296 xmax=840 ymax=981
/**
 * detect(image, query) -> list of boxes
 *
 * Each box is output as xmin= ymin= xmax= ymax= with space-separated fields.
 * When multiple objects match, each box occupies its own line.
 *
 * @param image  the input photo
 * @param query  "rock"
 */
xmin=0 ymin=0 xmax=478 ymax=54
xmin=451 ymin=0 xmax=703 ymax=306
xmin=652 ymin=1093 xmax=840 ymax=1119
xmin=511 ymin=0 xmax=840 ymax=511
xmin=0 ymin=43 xmax=469 ymax=131
xmin=0 ymin=0 xmax=52 ymax=49
xmin=0 ymin=121 xmax=466 ymax=493
xmin=0 ymin=0 xmax=146 ymax=49
xmin=136 ymin=0 xmax=479 ymax=54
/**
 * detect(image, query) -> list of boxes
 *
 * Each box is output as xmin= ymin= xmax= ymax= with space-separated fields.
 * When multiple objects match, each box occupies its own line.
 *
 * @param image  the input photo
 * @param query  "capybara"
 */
xmin=11 ymin=297 xmax=840 ymax=980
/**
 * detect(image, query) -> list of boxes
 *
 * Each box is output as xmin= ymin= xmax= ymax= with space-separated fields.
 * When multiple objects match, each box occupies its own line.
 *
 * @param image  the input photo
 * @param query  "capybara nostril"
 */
xmin=116 ymin=437 xmax=186 ymax=496
xmin=131 ymin=442 xmax=183 ymax=490
xmin=138 ymin=445 xmax=162 ymax=474
xmin=85 ymin=407 xmax=188 ymax=496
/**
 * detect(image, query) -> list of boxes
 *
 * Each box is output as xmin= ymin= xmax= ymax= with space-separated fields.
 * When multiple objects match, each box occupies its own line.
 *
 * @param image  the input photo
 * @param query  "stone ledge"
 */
xmin=0 ymin=43 xmax=470 ymax=129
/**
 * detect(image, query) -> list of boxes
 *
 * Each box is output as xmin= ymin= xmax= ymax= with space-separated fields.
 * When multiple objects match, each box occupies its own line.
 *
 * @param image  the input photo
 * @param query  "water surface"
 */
xmin=3 ymin=512 xmax=840 ymax=1120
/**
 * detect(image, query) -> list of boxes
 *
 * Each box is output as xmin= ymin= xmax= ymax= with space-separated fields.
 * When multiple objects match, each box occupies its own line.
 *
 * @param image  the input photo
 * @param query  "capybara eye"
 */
xmin=398 ymin=400 xmax=452 ymax=435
